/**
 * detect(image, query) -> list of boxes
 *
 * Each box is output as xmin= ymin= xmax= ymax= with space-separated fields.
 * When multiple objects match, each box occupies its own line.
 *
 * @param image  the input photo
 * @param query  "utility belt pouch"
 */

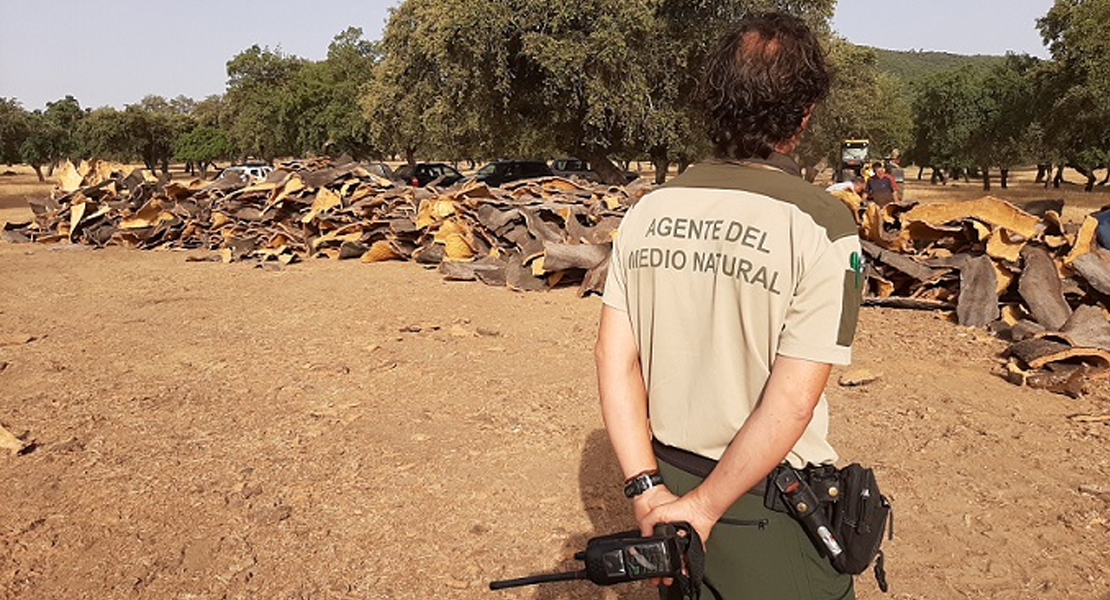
xmin=765 ymin=463 xmax=892 ymax=592
xmin=831 ymin=464 xmax=891 ymax=583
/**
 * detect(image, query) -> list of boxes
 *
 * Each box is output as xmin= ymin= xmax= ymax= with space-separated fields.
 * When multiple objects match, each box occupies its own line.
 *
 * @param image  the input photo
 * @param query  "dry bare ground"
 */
xmin=1 ymin=166 xmax=1108 ymax=600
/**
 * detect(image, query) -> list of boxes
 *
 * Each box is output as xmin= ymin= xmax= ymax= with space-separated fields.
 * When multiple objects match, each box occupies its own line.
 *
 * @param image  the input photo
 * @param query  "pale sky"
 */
xmin=831 ymin=0 xmax=1053 ymax=59
xmin=0 ymin=0 xmax=1055 ymax=112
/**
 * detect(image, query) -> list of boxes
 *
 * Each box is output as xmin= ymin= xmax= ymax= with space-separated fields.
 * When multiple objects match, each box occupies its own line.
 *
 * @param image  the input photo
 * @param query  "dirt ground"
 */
xmin=1 ymin=166 xmax=1108 ymax=600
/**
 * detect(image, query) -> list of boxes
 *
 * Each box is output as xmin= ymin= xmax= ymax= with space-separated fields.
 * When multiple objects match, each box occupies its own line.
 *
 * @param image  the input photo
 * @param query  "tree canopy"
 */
xmin=1036 ymin=0 xmax=1110 ymax=174
xmin=363 ymin=0 xmax=837 ymax=182
xmin=0 ymin=96 xmax=88 ymax=180
xmin=221 ymin=29 xmax=381 ymax=162
xmin=174 ymin=125 xmax=234 ymax=176
xmin=0 ymin=98 xmax=30 ymax=165
xmin=871 ymin=48 xmax=1007 ymax=85
xmin=798 ymin=38 xmax=912 ymax=179
xmin=5 ymin=0 xmax=1110 ymax=191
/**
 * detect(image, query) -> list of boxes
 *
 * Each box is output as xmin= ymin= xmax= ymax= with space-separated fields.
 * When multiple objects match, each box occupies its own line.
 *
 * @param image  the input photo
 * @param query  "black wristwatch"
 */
xmin=623 ymin=470 xmax=664 ymax=498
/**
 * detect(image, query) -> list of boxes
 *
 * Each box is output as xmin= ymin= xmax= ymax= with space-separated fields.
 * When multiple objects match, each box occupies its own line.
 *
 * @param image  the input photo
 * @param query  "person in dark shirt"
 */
xmin=863 ymin=162 xmax=897 ymax=206
xmin=886 ymin=151 xmax=905 ymax=198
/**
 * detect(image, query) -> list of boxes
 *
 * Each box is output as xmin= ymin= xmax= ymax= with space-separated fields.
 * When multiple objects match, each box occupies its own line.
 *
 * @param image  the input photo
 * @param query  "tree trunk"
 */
xmin=1000 ymin=168 xmax=1009 ymax=189
xmin=1035 ymin=164 xmax=1049 ymax=183
xmin=917 ymin=166 xmax=925 ymax=180
xmin=800 ymin=160 xmax=820 ymax=183
xmin=405 ymin=147 xmax=417 ymax=167
xmin=1073 ymin=164 xmax=1097 ymax=192
xmin=47 ymin=161 xmax=57 ymax=177
xmin=161 ymin=158 xmax=170 ymax=176
xmin=677 ymin=159 xmax=691 ymax=174
xmin=650 ymin=146 xmax=670 ymax=185
xmin=981 ymin=165 xmax=991 ymax=191
xmin=1053 ymin=164 xmax=1064 ymax=188
xmin=32 ymin=164 xmax=45 ymax=182
xmin=1100 ymin=169 xmax=1110 ymax=186
xmin=581 ymin=149 xmax=627 ymax=186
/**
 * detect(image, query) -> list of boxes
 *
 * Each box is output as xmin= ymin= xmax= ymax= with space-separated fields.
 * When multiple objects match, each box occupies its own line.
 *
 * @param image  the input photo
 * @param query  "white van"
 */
xmin=218 ymin=163 xmax=273 ymax=183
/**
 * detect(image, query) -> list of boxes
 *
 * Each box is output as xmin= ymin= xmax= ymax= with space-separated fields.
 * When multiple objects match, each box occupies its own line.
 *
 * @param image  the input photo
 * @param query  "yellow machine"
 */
xmin=838 ymin=139 xmax=870 ymax=182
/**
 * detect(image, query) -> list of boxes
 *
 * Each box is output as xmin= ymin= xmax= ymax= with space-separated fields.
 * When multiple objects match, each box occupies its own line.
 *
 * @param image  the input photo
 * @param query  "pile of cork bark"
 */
xmin=854 ymin=196 xmax=1110 ymax=396
xmin=1 ymin=158 xmax=649 ymax=297
xmin=6 ymin=159 xmax=1110 ymax=396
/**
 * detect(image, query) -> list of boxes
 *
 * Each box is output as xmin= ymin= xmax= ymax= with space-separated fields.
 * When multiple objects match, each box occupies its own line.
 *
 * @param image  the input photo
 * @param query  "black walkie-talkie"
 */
xmin=489 ymin=523 xmax=688 ymax=590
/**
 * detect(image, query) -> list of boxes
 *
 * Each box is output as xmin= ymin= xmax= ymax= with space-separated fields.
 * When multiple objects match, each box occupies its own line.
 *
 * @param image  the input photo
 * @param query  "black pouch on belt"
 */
xmin=764 ymin=463 xmax=892 ymax=592
xmin=830 ymin=464 xmax=892 ymax=591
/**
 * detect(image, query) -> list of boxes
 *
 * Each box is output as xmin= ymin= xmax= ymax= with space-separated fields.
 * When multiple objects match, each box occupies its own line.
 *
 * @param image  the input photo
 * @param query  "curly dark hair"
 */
xmin=701 ymin=12 xmax=830 ymax=160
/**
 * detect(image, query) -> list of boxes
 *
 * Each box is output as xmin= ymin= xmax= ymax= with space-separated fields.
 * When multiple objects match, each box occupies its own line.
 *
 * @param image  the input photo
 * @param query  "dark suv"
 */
xmin=473 ymin=160 xmax=554 ymax=187
xmin=393 ymin=163 xmax=464 ymax=187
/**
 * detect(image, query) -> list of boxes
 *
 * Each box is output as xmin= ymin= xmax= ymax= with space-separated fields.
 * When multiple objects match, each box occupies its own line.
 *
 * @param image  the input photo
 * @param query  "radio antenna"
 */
xmin=489 ymin=569 xmax=587 ymax=590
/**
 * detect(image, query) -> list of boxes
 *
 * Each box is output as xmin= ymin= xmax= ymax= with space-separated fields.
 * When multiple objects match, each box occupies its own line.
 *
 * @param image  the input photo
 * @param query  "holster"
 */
xmin=763 ymin=464 xmax=840 ymax=511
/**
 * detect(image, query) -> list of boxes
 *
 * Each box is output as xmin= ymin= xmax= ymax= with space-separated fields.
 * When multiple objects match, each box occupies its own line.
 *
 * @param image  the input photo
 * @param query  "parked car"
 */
xmin=393 ymin=163 xmax=464 ymax=187
xmin=550 ymin=157 xmax=598 ymax=182
xmin=473 ymin=160 xmax=554 ymax=187
xmin=362 ymin=161 xmax=395 ymax=181
xmin=549 ymin=157 xmax=640 ymax=184
xmin=217 ymin=162 xmax=273 ymax=183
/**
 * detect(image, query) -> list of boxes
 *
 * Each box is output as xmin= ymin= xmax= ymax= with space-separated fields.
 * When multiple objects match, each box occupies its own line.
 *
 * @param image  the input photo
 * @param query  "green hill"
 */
xmin=867 ymin=47 xmax=1009 ymax=84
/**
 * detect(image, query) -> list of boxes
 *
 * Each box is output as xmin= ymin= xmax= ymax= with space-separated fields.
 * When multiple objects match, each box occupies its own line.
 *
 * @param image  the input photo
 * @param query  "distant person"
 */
xmin=826 ymin=176 xmax=865 ymax=195
xmin=826 ymin=176 xmax=866 ymax=216
xmin=886 ymin=151 xmax=905 ymax=199
xmin=863 ymin=161 xmax=897 ymax=206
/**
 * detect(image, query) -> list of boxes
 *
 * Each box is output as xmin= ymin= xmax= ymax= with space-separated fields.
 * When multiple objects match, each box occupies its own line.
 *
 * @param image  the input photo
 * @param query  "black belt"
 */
xmin=652 ymin=439 xmax=770 ymax=497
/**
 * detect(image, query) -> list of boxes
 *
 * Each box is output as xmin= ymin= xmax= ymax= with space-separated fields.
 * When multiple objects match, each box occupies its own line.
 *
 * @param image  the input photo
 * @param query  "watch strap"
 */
xmin=623 ymin=470 xmax=664 ymax=498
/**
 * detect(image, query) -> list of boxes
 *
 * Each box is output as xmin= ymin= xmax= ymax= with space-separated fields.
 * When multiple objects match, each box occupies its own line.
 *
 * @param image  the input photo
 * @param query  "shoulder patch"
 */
xmin=666 ymin=163 xmax=858 ymax=242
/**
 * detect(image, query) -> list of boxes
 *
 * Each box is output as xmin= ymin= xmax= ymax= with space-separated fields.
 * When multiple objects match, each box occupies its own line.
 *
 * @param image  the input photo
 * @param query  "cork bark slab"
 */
xmin=902 ymin=196 xmax=1040 ymax=238
xmin=540 ymin=242 xmax=611 ymax=273
xmin=861 ymin=240 xmax=949 ymax=283
xmin=1071 ymin=248 xmax=1110 ymax=296
xmin=1009 ymin=337 xmax=1110 ymax=369
xmin=1018 ymin=245 xmax=1072 ymax=331
xmin=956 ymin=255 xmax=1000 ymax=327
xmin=1035 ymin=305 xmax=1110 ymax=351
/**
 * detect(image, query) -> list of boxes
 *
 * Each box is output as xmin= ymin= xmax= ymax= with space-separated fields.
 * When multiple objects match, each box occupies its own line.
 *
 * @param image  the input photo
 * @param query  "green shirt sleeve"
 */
xmin=776 ymin=234 xmax=862 ymax=365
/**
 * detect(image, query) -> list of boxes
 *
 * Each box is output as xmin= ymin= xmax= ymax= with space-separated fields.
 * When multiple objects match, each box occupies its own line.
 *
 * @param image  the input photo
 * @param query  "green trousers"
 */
xmin=658 ymin=462 xmax=855 ymax=600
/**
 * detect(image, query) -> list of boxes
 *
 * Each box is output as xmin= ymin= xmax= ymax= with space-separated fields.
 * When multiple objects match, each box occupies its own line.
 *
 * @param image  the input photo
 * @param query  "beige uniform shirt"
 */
xmin=603 ymin=159 xmax=863 ymax=468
